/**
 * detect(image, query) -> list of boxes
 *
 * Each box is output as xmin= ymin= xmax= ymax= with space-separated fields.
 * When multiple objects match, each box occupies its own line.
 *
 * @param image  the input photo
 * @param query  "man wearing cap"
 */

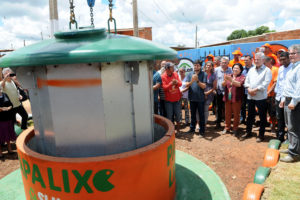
xmin=243 ymin=52 xmax=272 ymax=142
xmin=262 ymin=43 xmax=279 ymax=67
xmin=186 ymin=60 xmax=207 ymax=135
xmin=280 ymin=44 xmax=300 ymax=162
xmin=205 ymin=54 xmax=214 ymax=63
xmin=161 ymin=62 xmax=182 ymax=133
xmin=274 ymin=52 xmax=292 ymax=142
xmin=229 ymin=50 xmax=245 ymax=67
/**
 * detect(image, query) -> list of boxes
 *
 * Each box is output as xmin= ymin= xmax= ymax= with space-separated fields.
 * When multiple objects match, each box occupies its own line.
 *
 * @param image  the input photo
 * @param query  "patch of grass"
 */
xmin=261 ymin=147 xmax=300 ymax=200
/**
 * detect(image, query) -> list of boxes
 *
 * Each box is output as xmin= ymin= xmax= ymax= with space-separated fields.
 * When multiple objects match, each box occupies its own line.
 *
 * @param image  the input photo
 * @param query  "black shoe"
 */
xmin=232 ymin=130 xmax=238 ymax=137
xmin=198 ymin=133 xmax=204 ymax=138
xmin=216 ymin=123 xmax=221 ymax=129
xmin=187 ymin=129 xmax=195 ymax=133
xmin=8 ymin=150 xmax=15 ymax=154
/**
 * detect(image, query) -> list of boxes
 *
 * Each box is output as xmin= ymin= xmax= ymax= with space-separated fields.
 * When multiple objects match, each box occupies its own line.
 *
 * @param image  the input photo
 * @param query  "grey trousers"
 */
xmin=284 ymin=98 xmax=300 ymax=157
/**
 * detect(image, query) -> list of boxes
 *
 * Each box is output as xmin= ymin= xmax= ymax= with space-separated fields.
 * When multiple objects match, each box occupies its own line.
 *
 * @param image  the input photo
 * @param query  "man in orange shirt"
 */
xmin=262 ymin=43 xmax=280 ymax=67
xmin=264 ymin=56 xmax=279 ymax=133
xmin=229 ymin=50 xmax=245 ymax=67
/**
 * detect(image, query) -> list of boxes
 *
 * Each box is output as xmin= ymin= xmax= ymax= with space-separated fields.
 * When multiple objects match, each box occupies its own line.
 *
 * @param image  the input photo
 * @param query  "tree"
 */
xmin=227 ymin=26 xmax=276 ymax=41
xmin=226 ymin=29 xmax=248 ymax=41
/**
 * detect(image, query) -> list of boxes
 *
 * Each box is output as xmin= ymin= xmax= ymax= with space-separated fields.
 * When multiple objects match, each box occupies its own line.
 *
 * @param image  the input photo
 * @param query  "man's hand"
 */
xmin=248 ymin=88 xmax=257 ymax=96
xmin=191 ymin=74 xmax=198 ymax=82
xmin=279 ymin=101 xmax=284 ymax=108
xmin=288 ymin=103 xmax=295 ymax=110
xmin=0 ymin=106 xmax=12 ymax=111
xmin=224 ymin=74 xmax=232 ymax=82
xmin=3 ymin=73 xmax=9 ymax=81
xmin=172 ymin=79 xmax=178 ymax=85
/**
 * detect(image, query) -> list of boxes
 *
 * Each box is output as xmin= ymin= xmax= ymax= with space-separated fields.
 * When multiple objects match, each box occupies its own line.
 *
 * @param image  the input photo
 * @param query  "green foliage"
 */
xmin=227 ymin=26 xmax=276 ymax=41
xmin=226 ymin=29 xmax=248 ymax=41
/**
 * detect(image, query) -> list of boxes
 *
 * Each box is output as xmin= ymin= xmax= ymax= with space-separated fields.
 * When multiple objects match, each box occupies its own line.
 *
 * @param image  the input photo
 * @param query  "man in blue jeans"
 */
xmin=243 ymin=52 xmax=272 ymax=142
xmin=186 ymin=60 xmax=207 ymax=135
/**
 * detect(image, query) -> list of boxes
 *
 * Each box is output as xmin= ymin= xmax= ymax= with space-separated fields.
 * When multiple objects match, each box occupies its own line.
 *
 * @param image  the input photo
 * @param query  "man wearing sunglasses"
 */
xmin=280 ymin=44 xmax=300 ymax=162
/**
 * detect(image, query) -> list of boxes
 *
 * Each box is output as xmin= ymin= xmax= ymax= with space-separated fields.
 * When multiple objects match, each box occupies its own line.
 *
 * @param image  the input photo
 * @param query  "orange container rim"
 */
xmin=16 ymin=115 xmax=174 ymax=163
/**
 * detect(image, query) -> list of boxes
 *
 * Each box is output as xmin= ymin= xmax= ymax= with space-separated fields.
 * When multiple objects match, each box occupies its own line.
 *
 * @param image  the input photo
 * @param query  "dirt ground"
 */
xmin=176 ymin=113 xmax=274 ymax=200
xmin=0 ymin=110 xmax=274 ymax=200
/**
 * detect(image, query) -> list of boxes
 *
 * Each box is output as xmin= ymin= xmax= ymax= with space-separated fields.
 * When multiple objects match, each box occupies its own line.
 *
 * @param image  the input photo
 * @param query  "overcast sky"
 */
xmin=0 ymin=0 xmax=300 ymax=50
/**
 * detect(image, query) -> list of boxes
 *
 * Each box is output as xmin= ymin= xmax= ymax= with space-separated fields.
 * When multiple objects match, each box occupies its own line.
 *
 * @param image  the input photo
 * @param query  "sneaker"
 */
xmin=241 ymin=132 xmax=252 ymax=139
xmin=279 ymin=149 xmax=289 ymax=154
xmin=280 ymin=154 xmax=300 ymax=163
xmin=222 ymin=129 xmax=229 ymax=134
xmin=256 ymin=137 xmax=264 ymax=143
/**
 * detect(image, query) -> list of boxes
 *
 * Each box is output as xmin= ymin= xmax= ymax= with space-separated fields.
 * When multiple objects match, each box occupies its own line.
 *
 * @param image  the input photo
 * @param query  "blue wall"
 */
xmin=177 ymin=39 xmax=300 ymax=61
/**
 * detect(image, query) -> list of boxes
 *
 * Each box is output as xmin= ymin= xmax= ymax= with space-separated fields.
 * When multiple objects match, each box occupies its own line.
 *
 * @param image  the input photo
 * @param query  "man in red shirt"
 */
xmin=162 ymin=62 xmax=182 ymax=133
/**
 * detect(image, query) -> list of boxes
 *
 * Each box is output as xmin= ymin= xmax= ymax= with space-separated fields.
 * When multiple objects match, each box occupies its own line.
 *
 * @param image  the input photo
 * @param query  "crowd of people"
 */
xmin=153 ymin=43 xmax=300 ymax=163
xmin=0 ymin=68 xmax=28 ymax=158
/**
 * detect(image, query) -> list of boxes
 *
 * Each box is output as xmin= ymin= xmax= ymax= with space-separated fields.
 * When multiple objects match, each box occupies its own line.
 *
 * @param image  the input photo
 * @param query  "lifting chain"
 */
xmin=69 ymin=0 xmax=78 ymax=29
xmin=107 ymin=0 xmax=117 ymax=33
xmin=90 ymin=7 xmax=94 ymax=27
xmin=87 ymin=0 xmax=95 ymax=27
xmin=108 ymin=0 xmax=113 ymax=21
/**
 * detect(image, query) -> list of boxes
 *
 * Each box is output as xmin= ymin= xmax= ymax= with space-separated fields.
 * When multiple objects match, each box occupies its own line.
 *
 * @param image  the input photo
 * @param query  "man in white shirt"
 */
xmin=243 ymin=52 xmax=272 ymax=142
xmin=214 ymin=57 xmax=232 ymax=129
xmin=280 ymin=44 xmax=300 ymax=162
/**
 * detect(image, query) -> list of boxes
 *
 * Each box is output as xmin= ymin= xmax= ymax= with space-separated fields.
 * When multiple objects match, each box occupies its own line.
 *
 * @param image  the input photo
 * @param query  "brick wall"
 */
xmin=111 ymin=27 xmax=152 ymax=40
xmin=230 ymin=29 xmax=300 ymax=44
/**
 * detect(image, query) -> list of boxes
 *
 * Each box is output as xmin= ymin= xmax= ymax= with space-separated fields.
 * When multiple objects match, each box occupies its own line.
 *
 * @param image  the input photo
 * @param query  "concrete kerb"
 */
xmin=242 ymin=139 xmax=281 ymax=199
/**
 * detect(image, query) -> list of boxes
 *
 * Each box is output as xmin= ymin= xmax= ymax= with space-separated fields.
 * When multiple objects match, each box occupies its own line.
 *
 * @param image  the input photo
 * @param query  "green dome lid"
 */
xmin=0 ymin=28 xmax=177 ymax=67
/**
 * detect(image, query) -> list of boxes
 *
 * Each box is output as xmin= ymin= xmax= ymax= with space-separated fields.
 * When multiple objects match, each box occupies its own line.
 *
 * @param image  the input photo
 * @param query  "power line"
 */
xmin=128 ymin=1 xmax=160 ymax=27
xmin=138 ymin=10 xmax=160 ymax=27
xmin=181 ymin=12 xmax=192 ymax=24
xmin=152 ymin=0 xmax=173 ymax=24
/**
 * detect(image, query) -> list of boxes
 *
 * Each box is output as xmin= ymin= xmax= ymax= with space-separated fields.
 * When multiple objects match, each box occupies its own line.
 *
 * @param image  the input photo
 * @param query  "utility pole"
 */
xmin=49 ymin=0 xmax=59 ymax=38
xmin=195 ymin=25 xmax=198 ymax=49
xmin=132 ymin=0 xmax=139 ymax=37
